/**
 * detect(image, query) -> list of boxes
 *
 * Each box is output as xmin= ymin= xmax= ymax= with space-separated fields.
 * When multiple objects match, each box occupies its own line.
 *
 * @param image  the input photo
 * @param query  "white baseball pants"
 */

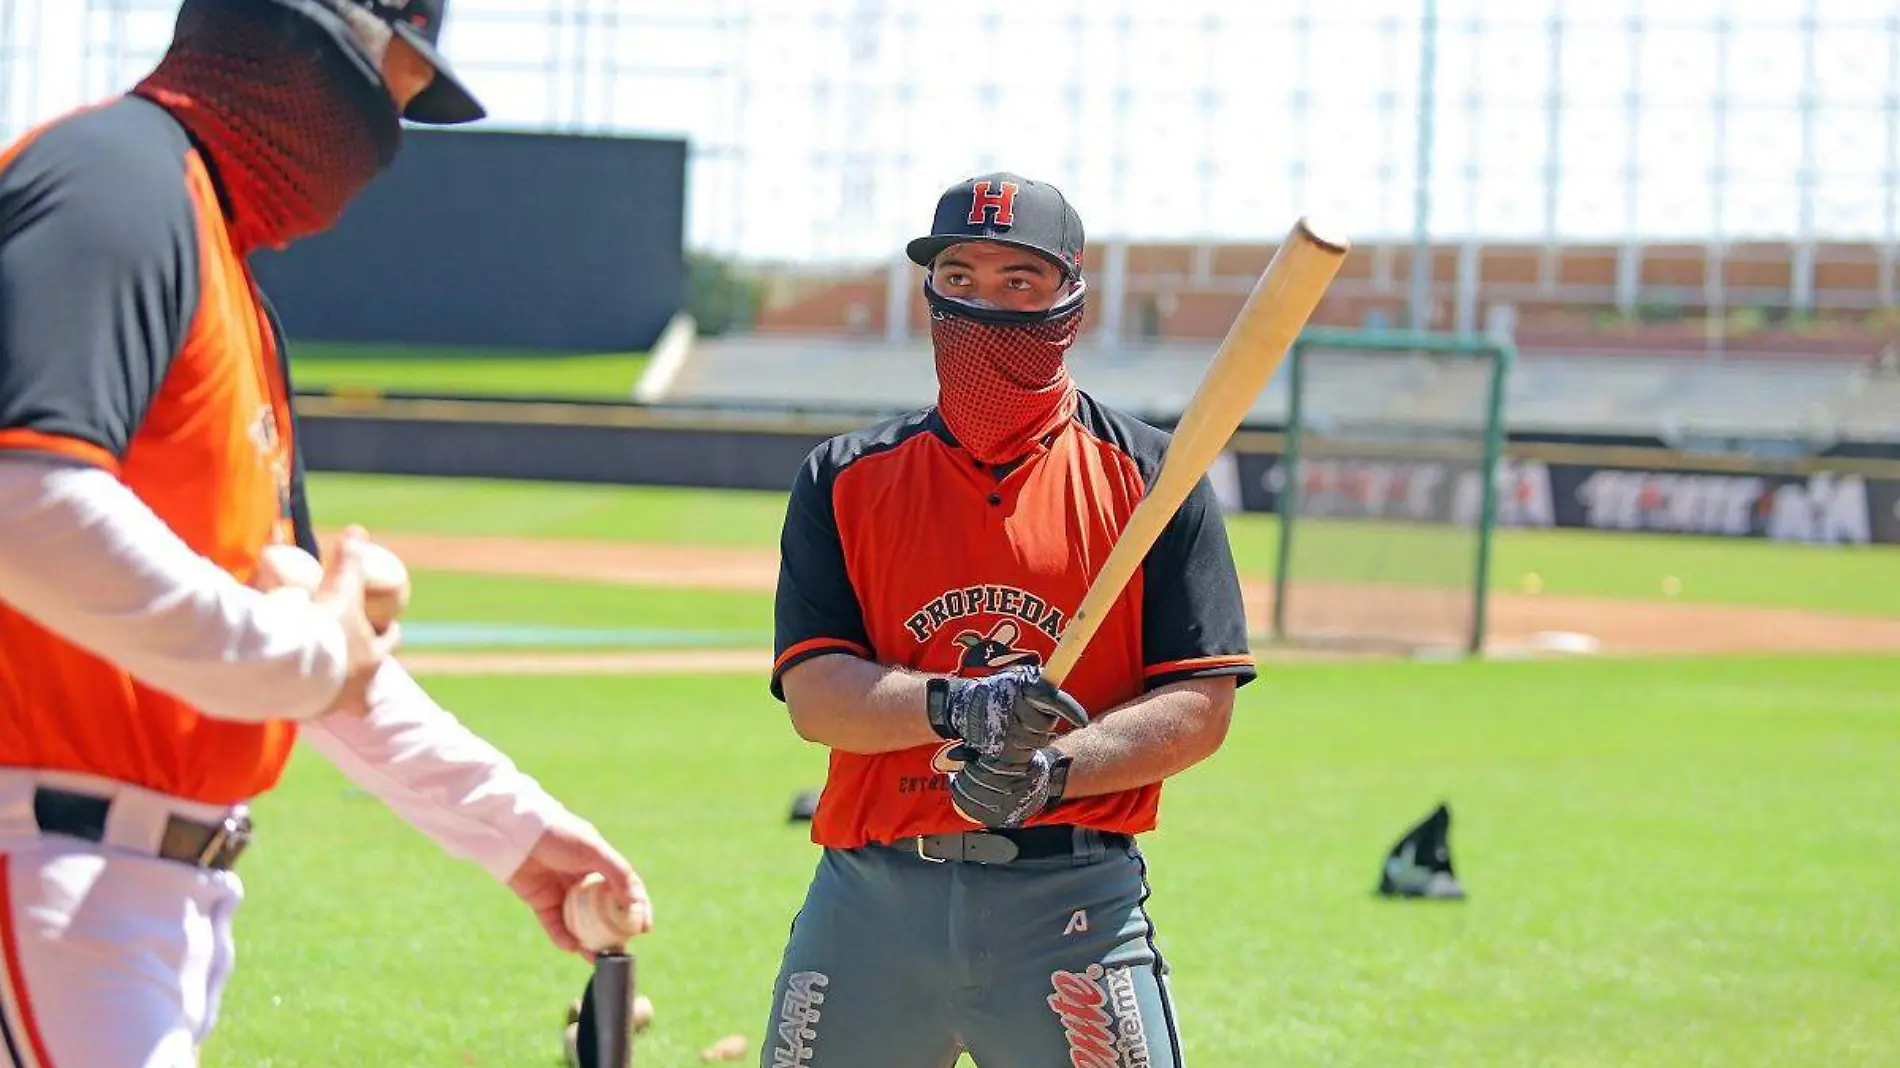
xmin=0 ymin=769 xmax=245 ymax=1068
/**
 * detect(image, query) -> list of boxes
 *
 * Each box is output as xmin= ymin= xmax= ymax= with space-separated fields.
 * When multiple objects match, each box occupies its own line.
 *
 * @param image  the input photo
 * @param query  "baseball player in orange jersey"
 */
xmin=0 ymin=2 xmax=650 ymax=1065
xmin=757 ymin=173 xmax=1256 ymax=1067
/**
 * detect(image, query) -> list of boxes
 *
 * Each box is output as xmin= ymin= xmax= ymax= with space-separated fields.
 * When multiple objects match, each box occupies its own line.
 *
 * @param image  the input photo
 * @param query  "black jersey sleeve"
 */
xmin=0 ymin=100 xmax=199 ymax=468
xmin=1140 ymin=472 xmax=1258 ymax=691
xmin=770 ymin=443 xmax=874 ymax=700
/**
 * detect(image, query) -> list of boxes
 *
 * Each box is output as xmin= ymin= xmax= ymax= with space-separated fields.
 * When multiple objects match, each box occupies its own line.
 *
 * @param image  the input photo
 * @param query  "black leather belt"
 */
xmin=887 ymin=825 xmax=1130 ymax=865
xmin=32 ymin=787 xmax=252 ymax=872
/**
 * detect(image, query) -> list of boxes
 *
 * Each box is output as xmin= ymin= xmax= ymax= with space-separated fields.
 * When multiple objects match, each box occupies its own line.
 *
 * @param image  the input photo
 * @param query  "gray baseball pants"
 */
xmin=758 ymin=826 xmax=1183 ymax=1068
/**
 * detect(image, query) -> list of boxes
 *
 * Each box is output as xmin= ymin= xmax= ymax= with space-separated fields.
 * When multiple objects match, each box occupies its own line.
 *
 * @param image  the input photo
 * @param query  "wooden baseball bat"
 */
xmin=944 ymin=218 xmax=1347 ymax=825
xmin=1040 ymin=217 xmax=1350 ymax=687
xmin=590 ymin=951 xmax=635 ymax=1067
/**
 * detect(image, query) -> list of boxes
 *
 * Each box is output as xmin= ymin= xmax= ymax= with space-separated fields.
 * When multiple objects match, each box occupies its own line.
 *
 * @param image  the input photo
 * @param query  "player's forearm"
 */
xmin=297 ymin=659 xmax=566 ymax=882
xmin=0 ymin=455 xmax=348 ymax=722
xmin=1050 ymin=677 xmax=1235 ymax=798
xmin=781 ymin=653 xmax=945 ymax=754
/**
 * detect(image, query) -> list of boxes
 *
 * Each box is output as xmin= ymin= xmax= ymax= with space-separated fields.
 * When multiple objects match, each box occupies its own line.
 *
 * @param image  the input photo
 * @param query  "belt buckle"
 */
xmin=914 ymin=835 xmax=949 ymax=864
xmin=197 ymin=812 xmax=252 ymax=869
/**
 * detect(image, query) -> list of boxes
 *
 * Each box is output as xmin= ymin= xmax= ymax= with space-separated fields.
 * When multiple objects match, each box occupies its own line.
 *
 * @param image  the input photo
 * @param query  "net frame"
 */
xmin=1268 ymin=327 xmax=1515 ymax=658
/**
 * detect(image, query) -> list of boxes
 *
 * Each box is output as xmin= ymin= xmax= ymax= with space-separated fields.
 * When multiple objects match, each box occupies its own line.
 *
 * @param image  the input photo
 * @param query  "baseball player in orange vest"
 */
xmin=0 ymin=2 xmax=649 ymax=1064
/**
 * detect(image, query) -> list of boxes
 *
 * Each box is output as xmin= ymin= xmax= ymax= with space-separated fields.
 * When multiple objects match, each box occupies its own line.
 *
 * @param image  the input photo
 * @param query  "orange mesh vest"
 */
xmin=0 ymin=98 xmax=312 ymax=804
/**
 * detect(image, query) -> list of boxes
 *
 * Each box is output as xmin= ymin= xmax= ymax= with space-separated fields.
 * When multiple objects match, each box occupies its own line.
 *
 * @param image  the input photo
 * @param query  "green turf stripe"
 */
xmin=402 ymin=622 xmax=771 ymax=649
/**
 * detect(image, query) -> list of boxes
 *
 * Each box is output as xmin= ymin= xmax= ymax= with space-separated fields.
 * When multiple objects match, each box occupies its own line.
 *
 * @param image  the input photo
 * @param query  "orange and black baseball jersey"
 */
xmin=0 ymin=97 xmax=316 ymax=805
xmin=771 ymin=393 xmax=1256 ymax=849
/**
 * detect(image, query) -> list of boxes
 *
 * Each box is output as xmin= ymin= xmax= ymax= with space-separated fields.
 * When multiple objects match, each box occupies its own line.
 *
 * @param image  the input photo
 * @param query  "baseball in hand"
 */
xmin=254 ymin=543 xmax=323 ymax=596
xmin=253 ymin=539 xmax=409 ymax=634
xmin=356 ymin=540 xmax=410 ymax=634
xmin=562 ymin=872 xmax=650 ymax=953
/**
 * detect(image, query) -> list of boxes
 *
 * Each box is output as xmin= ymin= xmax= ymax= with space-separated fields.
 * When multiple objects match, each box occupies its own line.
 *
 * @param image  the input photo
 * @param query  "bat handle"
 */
xmin=1040 ymin=638 xmax=1080 ymax=690
xmin=593 ymin=951 xmax=636 ymax=1067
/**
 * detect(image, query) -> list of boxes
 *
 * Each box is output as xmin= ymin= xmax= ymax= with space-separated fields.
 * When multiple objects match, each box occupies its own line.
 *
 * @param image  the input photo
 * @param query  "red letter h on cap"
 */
xmin=967 ymin=180 xmax=1019 ymax=227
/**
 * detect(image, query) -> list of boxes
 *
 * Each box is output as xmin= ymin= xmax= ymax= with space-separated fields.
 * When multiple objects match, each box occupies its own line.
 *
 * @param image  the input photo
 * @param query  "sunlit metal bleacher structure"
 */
xmin=643 ymin=239 xmax=1900 ymax=448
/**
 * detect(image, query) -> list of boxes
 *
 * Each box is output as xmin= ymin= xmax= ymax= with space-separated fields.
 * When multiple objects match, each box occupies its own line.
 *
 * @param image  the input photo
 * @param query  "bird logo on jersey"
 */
xmin=953 ymin=620 xmax=1040 ymax=674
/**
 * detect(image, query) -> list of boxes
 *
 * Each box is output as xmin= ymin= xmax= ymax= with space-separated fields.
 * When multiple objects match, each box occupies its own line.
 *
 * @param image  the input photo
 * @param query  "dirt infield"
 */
xmin=1249 ymin=584 xmax=1900 ymax=657
xmin=365 ymin=532 xmax=1900 ymax=674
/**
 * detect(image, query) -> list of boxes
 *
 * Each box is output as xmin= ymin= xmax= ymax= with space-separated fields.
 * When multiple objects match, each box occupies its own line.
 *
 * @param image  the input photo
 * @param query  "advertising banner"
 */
xmin=1231 ymin=453 xmax=1558 ymax=530
xmin=1858 ymin=475 xmax=1900 ymax=546
xmin=1551 ymin=466 xmax=1877 ymax=545
xmin=1225 ymin=447 xmax=1897 ymax=546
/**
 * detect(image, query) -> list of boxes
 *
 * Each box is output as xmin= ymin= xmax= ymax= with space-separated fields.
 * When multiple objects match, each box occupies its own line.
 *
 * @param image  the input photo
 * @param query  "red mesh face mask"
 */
xmin=134 ymin=5 xmax=400 ymax=255
xmin=929 ymin=288 xmax=1086 ymax=466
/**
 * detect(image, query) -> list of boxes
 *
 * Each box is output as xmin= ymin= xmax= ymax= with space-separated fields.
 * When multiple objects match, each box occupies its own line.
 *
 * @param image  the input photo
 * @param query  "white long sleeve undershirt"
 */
xmin=0 ymin=455 xmax=349 ymax=722
xmin=0 ymin=455 xmax=567 ymax=880
xmin=299 ymin=662 xmax=564 ymax=881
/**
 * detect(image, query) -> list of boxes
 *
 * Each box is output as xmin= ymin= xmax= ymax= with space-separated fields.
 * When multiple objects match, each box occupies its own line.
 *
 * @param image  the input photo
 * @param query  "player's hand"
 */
xmin=950 ymin=748 xmax=1063 ymax=829
xmin=506 ymin=813 xmax=652 ymax=959
xmin=930 ymin=666 xmax=1088 ymax=770
xmin=312 ymin=526 xmax=401 ymax=718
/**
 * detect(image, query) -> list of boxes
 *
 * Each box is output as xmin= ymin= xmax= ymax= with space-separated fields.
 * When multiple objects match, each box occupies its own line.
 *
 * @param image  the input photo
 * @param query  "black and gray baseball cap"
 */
xmin=272 ymin=0 xmax=485 ymax=124
xmin=905 ymin=172 xmax=1086 ymax=279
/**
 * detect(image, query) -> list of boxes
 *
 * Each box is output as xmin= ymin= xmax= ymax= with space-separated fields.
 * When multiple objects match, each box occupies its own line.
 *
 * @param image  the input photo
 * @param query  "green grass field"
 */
xmin=187 ymin=473 xmax=1900 ymax=1067
xmin=203 ymin=660 xmax=1900 ymax=1068
xmin=400 ymin=571 xmax=773 ymax=650
xmin=287 ymin=342 xmax=650 ymax=399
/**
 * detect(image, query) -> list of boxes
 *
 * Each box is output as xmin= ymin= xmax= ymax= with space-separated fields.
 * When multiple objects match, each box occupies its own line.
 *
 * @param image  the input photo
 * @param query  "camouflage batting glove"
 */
xmin=949 ymin=747 xmax=1074 ymax=829
xmin=927 ymin=666 xmax=1088 ymax=764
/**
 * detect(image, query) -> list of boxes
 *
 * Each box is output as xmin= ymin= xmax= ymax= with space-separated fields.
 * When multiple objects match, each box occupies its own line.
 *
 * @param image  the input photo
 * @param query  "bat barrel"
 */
xmin=592 ymin=951 xmax=636 ymax=1067
xmin=1295 ymin=215 xmax=1351 ymax=255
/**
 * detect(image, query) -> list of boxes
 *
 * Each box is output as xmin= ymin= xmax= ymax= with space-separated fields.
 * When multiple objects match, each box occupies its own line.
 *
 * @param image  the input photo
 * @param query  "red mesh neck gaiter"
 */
xmin=133 ymin=19 xmax=397 ymax=255
xmin=932 ymin=307 xmax=1084 ymax=466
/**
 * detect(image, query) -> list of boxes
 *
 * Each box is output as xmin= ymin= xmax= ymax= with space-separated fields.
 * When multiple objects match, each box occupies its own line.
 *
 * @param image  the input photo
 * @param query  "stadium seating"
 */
xmin=688 ymin=236 xmax=1897 ymax=446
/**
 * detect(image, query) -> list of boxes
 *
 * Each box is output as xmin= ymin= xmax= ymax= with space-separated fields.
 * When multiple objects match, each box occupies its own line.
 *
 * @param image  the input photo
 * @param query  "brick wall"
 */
xmin=751 ymin=239 xmax=1899 ymax=357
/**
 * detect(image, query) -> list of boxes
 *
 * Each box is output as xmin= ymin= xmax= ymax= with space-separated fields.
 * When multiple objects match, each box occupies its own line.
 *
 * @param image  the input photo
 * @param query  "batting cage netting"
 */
xmin=1267 ymin=329 xmax=1512 ymax=658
